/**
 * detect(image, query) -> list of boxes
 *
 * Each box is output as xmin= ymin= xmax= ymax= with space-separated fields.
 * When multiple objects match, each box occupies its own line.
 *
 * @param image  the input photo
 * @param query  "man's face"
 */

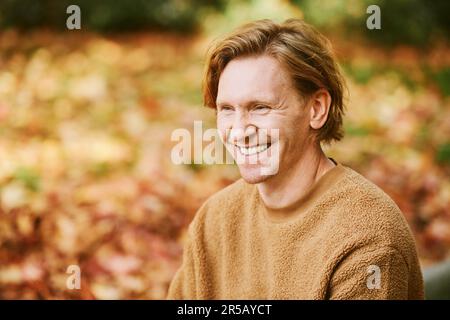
xmin=216 ymin=55 xmax=312 ymax=184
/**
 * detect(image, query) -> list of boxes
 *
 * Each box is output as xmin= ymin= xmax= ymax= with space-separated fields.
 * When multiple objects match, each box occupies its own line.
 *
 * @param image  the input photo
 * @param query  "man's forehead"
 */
xmin=219 ymin=55 xmax=287 ymax=86
xmin=217 ymin=56 xmax=289 ymax=105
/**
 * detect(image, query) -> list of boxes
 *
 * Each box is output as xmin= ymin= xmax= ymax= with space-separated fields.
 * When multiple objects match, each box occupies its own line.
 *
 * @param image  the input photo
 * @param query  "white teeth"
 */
xmin=237 ymin=144 xmax=270 ymax=156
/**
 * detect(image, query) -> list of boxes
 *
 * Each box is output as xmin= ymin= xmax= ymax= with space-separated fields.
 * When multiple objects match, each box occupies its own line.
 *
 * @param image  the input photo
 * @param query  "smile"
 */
xmin=235 ymin=143 xmax=271 ymax=156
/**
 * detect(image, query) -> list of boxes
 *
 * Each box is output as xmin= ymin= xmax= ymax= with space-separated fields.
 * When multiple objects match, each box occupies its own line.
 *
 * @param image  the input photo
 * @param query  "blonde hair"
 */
xmin=203 ymin=19 xmax=346 ymax=143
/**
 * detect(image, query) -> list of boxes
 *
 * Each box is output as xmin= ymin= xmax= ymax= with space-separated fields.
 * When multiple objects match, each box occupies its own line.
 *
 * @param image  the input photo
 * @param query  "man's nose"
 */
xmin=229 ymin=111 xmax=256 ymax=145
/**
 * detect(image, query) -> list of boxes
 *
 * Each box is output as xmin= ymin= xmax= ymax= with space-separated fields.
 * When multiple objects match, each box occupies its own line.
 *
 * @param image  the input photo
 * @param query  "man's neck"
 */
xmin=256 ymin=144 xmax=335 ymax=210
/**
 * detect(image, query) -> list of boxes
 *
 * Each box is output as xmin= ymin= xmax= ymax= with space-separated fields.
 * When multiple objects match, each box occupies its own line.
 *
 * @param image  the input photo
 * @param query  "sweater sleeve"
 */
xmin=166 ymin=203 xmax=208 ymax=300
xmin=328 ymin=245 xmax=413 ymax=300
xmin=165 ymin=228 xmax=198 ymax=299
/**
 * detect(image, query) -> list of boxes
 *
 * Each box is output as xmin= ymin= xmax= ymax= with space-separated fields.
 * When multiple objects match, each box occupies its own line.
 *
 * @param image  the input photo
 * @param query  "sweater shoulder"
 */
xmin=189 ymin=178 xmax=251 ymax=230
xmin=338 ymin=166 xmax=405 ymax=222
xmin=205 ymin=178 xmax=250 ymax=209
xmin=329 ymin=166 xmax=417 ymax=256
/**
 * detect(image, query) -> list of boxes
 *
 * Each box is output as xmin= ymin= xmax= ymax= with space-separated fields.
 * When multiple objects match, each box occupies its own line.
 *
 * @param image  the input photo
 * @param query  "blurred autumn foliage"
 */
xmin=0 ymin=0 xmax=449 ymax=299
xmin=0 ymin=29 xmax=239 ymax=299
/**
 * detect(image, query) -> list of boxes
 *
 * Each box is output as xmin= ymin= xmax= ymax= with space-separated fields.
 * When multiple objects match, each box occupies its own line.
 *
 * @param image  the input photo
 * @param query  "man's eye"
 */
xmin=254 ymin=105 xmax=270 ymax=111
xmin=220 ymin=106 xmax=233 ymax=111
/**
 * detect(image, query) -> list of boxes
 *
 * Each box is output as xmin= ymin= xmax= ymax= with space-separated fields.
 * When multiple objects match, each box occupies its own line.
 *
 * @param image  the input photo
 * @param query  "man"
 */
xmin=167 ymin=19 xmax=424 ymax=299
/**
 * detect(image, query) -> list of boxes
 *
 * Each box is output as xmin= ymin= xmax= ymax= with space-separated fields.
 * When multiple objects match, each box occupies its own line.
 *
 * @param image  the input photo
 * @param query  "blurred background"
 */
xmin=0 ymin=0 xmax=449 ymax=299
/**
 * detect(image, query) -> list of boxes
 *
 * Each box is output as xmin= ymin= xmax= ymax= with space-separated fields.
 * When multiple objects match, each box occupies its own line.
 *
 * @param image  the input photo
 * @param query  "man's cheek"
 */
xmin=217 ymin=129 xmax=237 ymax=159
xmin=216 ymin=124 xmax=229 ymax=144
xmin=259 ymin=129 xmax=281 ymax=176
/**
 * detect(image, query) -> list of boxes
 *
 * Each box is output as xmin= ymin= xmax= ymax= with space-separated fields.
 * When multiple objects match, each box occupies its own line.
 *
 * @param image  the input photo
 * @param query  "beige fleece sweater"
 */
xmin=167 ymin=162 xmax=424 ymax=299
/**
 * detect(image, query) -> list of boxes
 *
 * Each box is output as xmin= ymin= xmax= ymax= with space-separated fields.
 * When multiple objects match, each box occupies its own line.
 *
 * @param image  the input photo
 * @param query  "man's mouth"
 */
xmin=234 ymin=143 xmax=271 ymax=156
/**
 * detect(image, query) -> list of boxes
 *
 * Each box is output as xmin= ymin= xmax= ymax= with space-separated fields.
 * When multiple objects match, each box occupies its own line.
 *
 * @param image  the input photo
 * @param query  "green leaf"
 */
xmin=13 ymin=167 xmax=41 ymax=192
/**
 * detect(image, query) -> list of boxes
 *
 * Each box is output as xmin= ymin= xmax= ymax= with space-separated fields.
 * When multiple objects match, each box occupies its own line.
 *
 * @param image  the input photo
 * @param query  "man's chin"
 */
xmin=238 ymin=166 xmax=273 ymax=184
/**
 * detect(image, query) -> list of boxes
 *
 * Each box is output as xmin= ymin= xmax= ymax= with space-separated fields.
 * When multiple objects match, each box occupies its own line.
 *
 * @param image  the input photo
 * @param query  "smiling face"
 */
xmin=216 ymin=55 xmax=313 ymax=184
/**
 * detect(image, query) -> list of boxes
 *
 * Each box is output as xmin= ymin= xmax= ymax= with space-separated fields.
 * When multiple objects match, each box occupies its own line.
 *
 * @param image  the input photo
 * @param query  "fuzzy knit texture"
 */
xmin=166 ymin=161 xmax=424 ymax=300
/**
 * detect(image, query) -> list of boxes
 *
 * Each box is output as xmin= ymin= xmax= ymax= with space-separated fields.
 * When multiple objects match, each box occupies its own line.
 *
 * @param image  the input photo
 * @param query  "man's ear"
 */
xmin=309 ymin=89 xmax=331 ymax=129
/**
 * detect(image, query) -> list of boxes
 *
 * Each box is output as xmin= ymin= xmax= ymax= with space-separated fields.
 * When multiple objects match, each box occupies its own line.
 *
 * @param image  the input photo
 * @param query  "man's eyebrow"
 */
xmin=216 ymin=99 xmax=277 ymax=108
xmin=216 ymin=101 xmax=230 ymax=108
